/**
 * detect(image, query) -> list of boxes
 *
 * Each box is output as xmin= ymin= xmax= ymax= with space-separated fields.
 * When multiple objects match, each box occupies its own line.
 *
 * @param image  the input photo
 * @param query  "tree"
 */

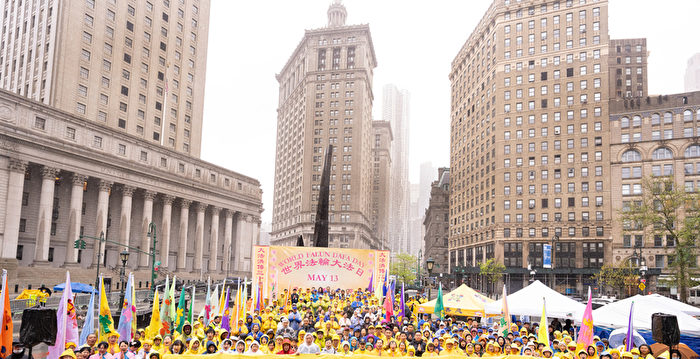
xmin=619 ymin=177 xmax=700 ymax=302
xmin=390 ymin=253 xmax=417 ymax=284
xmin=592 ymin=262 xmax=638 ymax=298
xmin=479 ymin=259 xmax=505 ymax=294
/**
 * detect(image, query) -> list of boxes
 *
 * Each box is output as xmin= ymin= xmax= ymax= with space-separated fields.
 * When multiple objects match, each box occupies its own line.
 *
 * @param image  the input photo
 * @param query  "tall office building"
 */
xmin=0 ymin=0 xmax=209 ymax=156
xmin=371 ymin=120 xmax=392 ymax=250
xmin=608 ymin=39 xmax=648 ymax=99
xmin=423 ymin=167 xmax=450 ymax=274
xmin=383 ymin=84 xmax=410 ymax=253
xmin=271 ymin=1 xmax=380 ymax=249
xmin=448 ymin=0 xmax=612 ymax=293
xmin=686 ymin=53 xmax=700 ymax=92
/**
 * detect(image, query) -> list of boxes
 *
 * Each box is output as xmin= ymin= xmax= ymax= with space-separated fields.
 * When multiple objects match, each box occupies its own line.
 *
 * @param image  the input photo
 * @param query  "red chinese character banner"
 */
xmin=252 ymin=245 xmax=390 ymax=298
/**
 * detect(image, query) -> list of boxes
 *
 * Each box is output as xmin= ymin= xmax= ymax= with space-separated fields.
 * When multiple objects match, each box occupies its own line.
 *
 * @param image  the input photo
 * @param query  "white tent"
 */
xmin=641 ymin=294 xmax=700 ymax=317
xmin=484 ymin=280 xmax=586 ymax=321
xmin=592 ymin=294 xmax=700 ymax=337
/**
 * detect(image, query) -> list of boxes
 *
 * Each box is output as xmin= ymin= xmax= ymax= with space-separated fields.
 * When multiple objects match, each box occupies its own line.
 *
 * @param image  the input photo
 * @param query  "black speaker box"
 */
xmin=652 ymin=313 xmax=680 ymax=346
xmin=20 ymin=308 xmax=57 ymax=347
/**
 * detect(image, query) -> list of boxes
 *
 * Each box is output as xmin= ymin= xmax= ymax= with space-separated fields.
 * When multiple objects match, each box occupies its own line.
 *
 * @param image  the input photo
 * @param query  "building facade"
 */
xmin=0 ymin=89 xmax=262 ymax=290
xmin=383 ymin=84 xmax=410 ymax=254
xmin=448 ymin=0 xmax=612 ymax=294
xmin=608 ymin=39 xmax=648 ymax=99
xmin=271 ymin=1 xmax=381 ymax=249
xmin=609 ymin=91 xmax=700 ymax=296
xmin=0 ymin=0 xmax=209 ymax=156
xmin=424 ymin=167 xmax=450 ymax=275
xmin=371 ymin=120 xmax=392 ymax=250
xmin=686 ymin=53 xmax=700 ymax=92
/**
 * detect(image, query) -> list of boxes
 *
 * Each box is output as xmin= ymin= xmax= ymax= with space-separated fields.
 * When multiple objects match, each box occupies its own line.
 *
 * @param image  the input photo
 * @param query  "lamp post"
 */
xmin=632 ymin=244 xmax=648 ymax=295
xmin=147 ymin=222 xmax=158 ymax=293
xmin=551 ymin=235 xmax=559 ymax=289
xmin=118 ymin=250 xmax=129 ymax=306
xmin=426 ymin=258 xmax=435 ymax=299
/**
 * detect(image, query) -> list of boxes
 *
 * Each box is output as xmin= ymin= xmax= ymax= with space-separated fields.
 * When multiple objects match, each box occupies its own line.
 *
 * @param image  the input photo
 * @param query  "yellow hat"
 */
xmin=65 ymin=342 xmax=77 ymax=349
xmin=59 ymin=350 xmax=76 ymax=359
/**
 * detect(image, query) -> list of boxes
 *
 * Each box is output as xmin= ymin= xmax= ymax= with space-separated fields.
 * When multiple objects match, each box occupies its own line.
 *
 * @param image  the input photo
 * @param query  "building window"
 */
xmin=93 ymin=136 xmax=102 ymax=148
xmin=118 ymin=144 xmax=126 ymax=155
xmin=140 ymin=151 xmax=148 ymax=161
xmin=66 ymin=127 xmax=76 ymax=140
xmin=48 ymin=247 xmax=54 ymax=262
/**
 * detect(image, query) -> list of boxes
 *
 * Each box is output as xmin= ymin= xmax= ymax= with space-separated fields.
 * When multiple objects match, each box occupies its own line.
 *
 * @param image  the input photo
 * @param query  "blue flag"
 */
xmin=79 ymin=287 xmax=95 ymax=345
xmin=117 ymin=274 xmax=135 ymax=341
xmin=382 ymin=271 xmax=388 ymax=297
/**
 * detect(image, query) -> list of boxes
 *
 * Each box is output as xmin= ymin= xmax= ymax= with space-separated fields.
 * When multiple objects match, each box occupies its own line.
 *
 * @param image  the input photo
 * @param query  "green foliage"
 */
xmin=592 ymin=262 xmax=638 ymax=297
xmin=479 ymin=258 xmax=506 ymax=284
xmin=390 ymin=253 xmax=418 ymax=284
xmin=619 ymin=177 xmax=700 ymax=302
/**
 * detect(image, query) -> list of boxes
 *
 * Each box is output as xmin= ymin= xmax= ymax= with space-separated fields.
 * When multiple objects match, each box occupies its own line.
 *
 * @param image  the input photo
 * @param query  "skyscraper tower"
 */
xmin=449 ymin=0 xmax=612 ymax=292
xmin=0 ymin=0 xmax=210 ymax=156
xmin=383 ymin=84 xmax=410 ymax=253
xmin=271 ymin=1 xmax=380 ymax=249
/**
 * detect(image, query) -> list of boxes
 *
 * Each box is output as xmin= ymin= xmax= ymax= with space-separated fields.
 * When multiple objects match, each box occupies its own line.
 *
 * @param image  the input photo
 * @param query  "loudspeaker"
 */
xmin=652 ymin=313 xmax=680 ymax=346
xmin=20 ymin=308 xmax=57 ymax=347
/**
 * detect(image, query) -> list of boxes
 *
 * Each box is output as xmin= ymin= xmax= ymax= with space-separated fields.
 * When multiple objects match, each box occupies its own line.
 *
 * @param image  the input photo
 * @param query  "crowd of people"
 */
xmin=37 ymin=287 xmax=680 ymax=359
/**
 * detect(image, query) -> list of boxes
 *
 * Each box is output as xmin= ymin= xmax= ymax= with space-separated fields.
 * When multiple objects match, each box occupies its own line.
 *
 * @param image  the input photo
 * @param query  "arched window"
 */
xmin=664 ymin=112 xmax=673 ymax=124
xmin=621 ymin=150 xmax=641 ymax=162
xmin=685 ymin=145 xmax=700 ymax=158
xmin=632 ymin=115 xmax=642 ymax=127
xmin=651 ymin=113 xmax=661 ymax=125
xmin=684 ymin=110 xmax=693 ymax=122
xmin=652 ymin=147 xmax=673 ymax=160
xmin=697 ymin=109 xmax=700 ymax=121
xmin=620 ymin=117 xmax=630 ymax=128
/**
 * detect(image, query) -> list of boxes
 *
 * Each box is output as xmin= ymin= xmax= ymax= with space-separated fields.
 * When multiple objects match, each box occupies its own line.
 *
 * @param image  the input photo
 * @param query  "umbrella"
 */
xmin=53 ymin=282 xmax=96 ymax=294
xmin=650 ymin=343 xmax=699 ymax=359
xmin=608 ymin=327 xmax=646 ymax=348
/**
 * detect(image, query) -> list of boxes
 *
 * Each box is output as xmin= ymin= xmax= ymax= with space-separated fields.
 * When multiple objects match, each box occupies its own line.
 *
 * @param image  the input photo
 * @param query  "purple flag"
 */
xmin=221 ymin=288 xmax=231 ymax=332
xmin=48 ymin=272 xmax=79 ymax=359
xmin=625 ymin=301 xmax=635 ymax=351
xmin=399 ymin=283 xmax=405 ymax=318
xmin=367 ymin=272 xmax=374 ymax=293
xmin=117 ymin=274 xmax=135 ymax=341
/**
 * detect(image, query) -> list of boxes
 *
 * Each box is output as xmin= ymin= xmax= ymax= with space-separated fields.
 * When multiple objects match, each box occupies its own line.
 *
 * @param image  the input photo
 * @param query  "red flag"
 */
xmin=383 ymin=295 xmax=393 ymax=322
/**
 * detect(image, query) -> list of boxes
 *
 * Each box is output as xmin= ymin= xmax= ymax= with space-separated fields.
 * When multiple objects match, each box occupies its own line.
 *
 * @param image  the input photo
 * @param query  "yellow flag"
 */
xmin=97 ymin=277 xmax=115 ymax=342
xmin=145 ymin=289 xmax=162 ymax=340
xmin=538 ymin=298 xmax=550 ymax=348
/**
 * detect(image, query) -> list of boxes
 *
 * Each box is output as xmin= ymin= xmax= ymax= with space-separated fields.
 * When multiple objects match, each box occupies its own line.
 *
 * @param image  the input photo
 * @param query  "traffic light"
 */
xmin=73 ymin=239 xmax=86 ymax=249
xmin=641 ymin=278 xmax=646 ymax=284
xmin=154 ymin=261 xmax=161 ymax=272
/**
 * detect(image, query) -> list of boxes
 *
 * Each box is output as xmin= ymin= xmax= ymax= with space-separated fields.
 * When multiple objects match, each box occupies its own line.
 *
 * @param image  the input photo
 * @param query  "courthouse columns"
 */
xmin=34 ymin=166 xmax=59 ymax=261
xmin=159 ymin=194 xmax=175 ymax=268
xmin=222 ymin=209 xmax=234 ymax=275
xmin=193 ymin=202 xmax=207 ymax=271
xmin=94 ymin=180 xmax=113 ymax=263
xmin=234 ymin=213 xmax=247 ymax=272
xmin=119 ymin=185 xmax=135 ymax=247
xmin=177 ymin=199 xmax=192 ymax=270
xmin=66 ymin=174 xmax=88 ymax=263
xmin=208 ymin=207 xmax=220 ymax=272
xmin=2 ymin=159 xmax=27 ymax=259
xmin=139 ymin=190 xmax=157 ymax=267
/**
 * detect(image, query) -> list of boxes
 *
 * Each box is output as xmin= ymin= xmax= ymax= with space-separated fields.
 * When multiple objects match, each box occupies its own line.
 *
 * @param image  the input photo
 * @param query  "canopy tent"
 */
xmin=592 ymin=294 xmax=700 ymax=337
xmin=417 ymin=284 xmax=493 ymax=317
xmin=53 ymin=282 xmax=96 ymax=294
xmin=484 ymin=280 xmax=585 ymax=321
xmin=640 ymin=294 xmax=700 ymax=317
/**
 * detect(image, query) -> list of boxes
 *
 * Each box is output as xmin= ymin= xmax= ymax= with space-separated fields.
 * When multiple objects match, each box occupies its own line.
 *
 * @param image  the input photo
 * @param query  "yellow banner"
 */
xmin=252 ymin=246 xmax=390 ymax=298
xmin=165 ymin=354 xmax=535 ymax=359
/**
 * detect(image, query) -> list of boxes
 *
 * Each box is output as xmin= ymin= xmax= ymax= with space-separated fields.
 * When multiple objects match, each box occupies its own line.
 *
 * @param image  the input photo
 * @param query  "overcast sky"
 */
xmin=201 ymin=0 xmax=700 ymax=223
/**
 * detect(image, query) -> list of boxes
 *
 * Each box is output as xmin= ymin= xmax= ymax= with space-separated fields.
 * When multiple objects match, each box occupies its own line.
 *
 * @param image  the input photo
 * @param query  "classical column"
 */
xmin=2 ymin=159 xmax=27 ymax=259
xmin=193 ymin=203 xmax=207 ymax=271
xmin=222 ymin=210 xmax=234 ymax=275
xmin=66 ymin=174 xmax=88 ymax=263
xmin=159 ymin=195 xmax=175 ymax=268
xmin=139 ymin=190 xmax=157 ymax=267
xmin=119 ymin=185 xmax=135 ymax=247
xmin=208 ymin=207 xmax=220 ymax=272
xmin=234 ymin=213 xmax=247 ymax=272
xmin=94 ymin=180 xmax=113 ymax=263
xmin=177 ymin=199 xmax=192 ymax=270
xmin=34 ymin=166 xmax=60 ymax=261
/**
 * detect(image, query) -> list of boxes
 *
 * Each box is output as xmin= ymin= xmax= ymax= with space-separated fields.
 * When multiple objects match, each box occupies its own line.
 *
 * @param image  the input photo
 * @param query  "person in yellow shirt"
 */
xmin=385 ymin=340 xmax=401 ymax=357
xmin=441 ymin=339 xmax=461 ymax=356
xmin=406 ymin=346 xmax=416 ymax=357
xmin=424 ymin=343 xmax=438 ymax=357
xmin=186 ymin=339 xmax=201 ymax=354
xmin=465 ymin=343 xmax=480 ymax=357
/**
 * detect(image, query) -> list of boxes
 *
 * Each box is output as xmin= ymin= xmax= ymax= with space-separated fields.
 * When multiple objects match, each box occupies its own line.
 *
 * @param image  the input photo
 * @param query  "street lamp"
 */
xmin=118 ymin=250 xmax=129 ymax=307
xmin=426 ymin=258 xmax=435 ymax=300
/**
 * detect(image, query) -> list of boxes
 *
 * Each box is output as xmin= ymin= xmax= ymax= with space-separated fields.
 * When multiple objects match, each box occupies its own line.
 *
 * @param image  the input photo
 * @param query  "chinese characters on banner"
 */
xmin=252 ymin=246 xmax=390 ymax=297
